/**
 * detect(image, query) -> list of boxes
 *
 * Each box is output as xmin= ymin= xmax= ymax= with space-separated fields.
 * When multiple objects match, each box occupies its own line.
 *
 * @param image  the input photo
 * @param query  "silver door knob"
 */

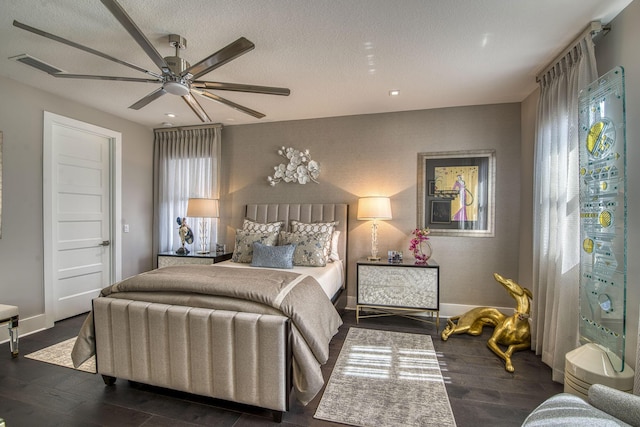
xmin=99 ymin=240 xmax=111 ymax=247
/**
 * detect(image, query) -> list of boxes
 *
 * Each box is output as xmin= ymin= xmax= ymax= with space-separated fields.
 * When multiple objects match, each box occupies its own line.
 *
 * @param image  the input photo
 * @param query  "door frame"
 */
xmin=43 ymin=112 xmax=122 ymax=327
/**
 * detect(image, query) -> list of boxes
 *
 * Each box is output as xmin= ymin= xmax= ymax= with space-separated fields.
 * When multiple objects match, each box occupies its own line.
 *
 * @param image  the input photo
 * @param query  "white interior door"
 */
xmin=44 ymin=112 xmax=122 ymax=322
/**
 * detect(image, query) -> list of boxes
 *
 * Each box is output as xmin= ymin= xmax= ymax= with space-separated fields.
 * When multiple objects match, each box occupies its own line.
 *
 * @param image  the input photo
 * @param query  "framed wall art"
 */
xmin=417 ymin=149 xmax=495 ymax=237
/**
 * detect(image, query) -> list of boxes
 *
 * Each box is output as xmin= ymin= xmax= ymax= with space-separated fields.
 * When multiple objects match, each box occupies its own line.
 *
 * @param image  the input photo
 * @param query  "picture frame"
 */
xmin=430 ymin=200 xmax=451 ymax=224
xmin=417 ymin=149 xmax=495 ymax=237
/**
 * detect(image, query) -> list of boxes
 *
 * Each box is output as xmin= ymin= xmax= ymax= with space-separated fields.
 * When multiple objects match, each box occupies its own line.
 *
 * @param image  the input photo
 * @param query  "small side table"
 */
xmin=356 ymin=259 xmax=440 ymax=329
xmin=157 ymin=251 xmax=232 ymax=268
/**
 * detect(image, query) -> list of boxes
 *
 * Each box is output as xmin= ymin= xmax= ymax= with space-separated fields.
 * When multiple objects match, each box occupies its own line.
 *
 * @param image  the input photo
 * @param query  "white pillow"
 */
xmin=329 ymin=230 xmax=341 ymax=262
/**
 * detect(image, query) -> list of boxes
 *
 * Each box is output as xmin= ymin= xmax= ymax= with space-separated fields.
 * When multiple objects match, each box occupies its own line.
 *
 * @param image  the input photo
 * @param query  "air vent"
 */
xmin=9 ymin=54 xmax=64 ymax=74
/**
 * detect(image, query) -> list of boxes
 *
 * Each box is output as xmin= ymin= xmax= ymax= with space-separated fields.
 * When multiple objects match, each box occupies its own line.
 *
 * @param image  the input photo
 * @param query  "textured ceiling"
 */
xmin=0 ymin=0 xmax=633 ymax=128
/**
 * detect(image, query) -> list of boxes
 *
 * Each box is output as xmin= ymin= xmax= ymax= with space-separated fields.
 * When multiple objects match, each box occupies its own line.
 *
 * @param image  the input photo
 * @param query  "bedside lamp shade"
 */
xmin=357 ymin=197 xmax=392 ymax=261
xmin=186 ymin=198 xmax=219 ymax=218
xmin=357 ymin=197 xmax=392 ymax=220
xmin=187 ymin=198 xmax=219 ymax=254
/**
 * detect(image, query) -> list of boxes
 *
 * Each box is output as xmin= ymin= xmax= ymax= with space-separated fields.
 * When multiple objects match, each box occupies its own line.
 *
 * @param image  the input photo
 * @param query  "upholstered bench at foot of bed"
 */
xmin=0 ymin=304 xmax=19 ymax=358
xmin=92 ymin=297 xmax=292 ymax=422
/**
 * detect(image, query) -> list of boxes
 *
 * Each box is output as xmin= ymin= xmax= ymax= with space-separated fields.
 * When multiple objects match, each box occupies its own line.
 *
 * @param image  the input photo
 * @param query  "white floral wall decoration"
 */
xmin=267 ymin=146 xmax=320 ymax=186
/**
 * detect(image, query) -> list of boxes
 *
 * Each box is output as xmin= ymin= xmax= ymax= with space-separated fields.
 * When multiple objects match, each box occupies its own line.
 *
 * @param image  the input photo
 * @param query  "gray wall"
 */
xmin=221 ymin=104 xmax=521 ymax=312
xmin=0 ymin=76 xmax=153 ymax=325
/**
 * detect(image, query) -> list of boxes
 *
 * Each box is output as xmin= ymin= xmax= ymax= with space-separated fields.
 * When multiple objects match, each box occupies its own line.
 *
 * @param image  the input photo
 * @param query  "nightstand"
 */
xmin=157 ymin=251 xmax=232 ymax=268
xmin=356 ymin=259 xmax=440 ymax=328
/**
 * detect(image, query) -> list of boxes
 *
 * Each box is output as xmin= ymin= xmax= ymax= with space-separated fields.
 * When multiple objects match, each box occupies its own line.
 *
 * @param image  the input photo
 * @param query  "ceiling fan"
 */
xmin=12 ymin=0 xmax=290 ymax=122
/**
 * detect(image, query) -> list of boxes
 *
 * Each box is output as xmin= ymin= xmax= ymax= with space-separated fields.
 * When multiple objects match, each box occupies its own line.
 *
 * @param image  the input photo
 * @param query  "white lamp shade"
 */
xmin=186 ymin=198 xmax=219 ymax=218
xmin=357 ymin=197 xmax=392 ymax=220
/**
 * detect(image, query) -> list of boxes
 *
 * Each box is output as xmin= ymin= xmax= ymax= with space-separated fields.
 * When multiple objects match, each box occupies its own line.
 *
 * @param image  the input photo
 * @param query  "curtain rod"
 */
xmin=154 ymin=123 xmax=222 ymax=133
xmin=535 ymin=21 xmax=606 ymax=82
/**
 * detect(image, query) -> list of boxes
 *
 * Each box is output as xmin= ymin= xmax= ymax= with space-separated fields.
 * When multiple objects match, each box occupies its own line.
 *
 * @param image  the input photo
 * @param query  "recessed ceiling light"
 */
xmin=389 ymin=90 xmax=400 ymax=96
xmin=165 ymin=113 xmax=176 ymax=118
xmin=161 ymin=122 xmax=173 ymax=127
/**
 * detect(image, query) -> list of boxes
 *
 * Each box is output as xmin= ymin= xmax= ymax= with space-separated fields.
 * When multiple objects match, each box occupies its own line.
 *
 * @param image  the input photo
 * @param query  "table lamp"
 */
xmin=357 ymin=196 xmax=392 ymax=261
xmin=187 ymin=198 xmax=219 ymax=254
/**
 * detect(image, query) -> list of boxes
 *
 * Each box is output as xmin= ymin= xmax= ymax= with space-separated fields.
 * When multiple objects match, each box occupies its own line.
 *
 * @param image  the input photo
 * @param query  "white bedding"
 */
xmin=216 ymin=259 xmax=344 ymax=300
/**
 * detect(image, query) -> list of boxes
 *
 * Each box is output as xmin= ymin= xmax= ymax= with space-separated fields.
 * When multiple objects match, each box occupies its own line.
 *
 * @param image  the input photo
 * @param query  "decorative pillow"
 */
xmin=290 ymin=220 xmax=337 ymax=234
xmin=231 ymin=230 xmax=279 ymax=263
xmin=251 ymin=242 xmax=296 ymax=269
xmin=278 ymin=231 xmax=332 ymax=267
xmin=289 ymin=220 xmax=338 ymax=260
xmin=242 ymin=219 xmax=284 ymax=233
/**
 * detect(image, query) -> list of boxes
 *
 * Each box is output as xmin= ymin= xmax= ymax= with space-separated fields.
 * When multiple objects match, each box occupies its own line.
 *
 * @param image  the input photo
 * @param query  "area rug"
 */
xmin=24 ymin=337 xmax=96 ymax=374
xmin=314 ymin=328 xmax=456 ymax=427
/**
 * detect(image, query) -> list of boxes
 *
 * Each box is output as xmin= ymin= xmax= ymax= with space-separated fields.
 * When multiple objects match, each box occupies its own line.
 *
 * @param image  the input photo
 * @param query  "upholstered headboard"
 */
xmin=245 ymin=203 xmax=348 ymax=269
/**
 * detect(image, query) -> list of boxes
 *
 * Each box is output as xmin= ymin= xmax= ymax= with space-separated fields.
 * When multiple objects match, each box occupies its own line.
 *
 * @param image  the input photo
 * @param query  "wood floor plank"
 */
xmin=0 ymin=311 xmax=563 ymax=426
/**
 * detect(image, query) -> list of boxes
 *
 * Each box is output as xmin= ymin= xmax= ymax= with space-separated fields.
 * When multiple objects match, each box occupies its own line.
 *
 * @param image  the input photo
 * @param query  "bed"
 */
xmin=72 ymin=203 xmax=347 ymax=422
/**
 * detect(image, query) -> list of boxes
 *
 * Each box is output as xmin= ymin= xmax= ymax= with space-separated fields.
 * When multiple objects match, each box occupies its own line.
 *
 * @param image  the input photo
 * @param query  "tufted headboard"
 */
xmin=245 ymin=203 xmax=348 ymax=277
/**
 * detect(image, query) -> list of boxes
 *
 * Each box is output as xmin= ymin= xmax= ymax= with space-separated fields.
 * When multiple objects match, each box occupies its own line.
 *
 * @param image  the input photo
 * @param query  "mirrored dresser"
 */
xmin=356 ymin=259 xmax=440 ymax=328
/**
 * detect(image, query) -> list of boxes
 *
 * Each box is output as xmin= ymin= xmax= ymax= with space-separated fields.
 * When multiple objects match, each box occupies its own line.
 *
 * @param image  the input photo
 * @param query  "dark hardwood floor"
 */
xmin=0 ymin=310 xmax=562 ymax=426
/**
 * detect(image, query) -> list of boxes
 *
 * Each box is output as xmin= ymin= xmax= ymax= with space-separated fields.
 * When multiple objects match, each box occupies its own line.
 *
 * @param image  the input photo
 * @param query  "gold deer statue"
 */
xmin=441 ymin=273 xmax=532 ymax=372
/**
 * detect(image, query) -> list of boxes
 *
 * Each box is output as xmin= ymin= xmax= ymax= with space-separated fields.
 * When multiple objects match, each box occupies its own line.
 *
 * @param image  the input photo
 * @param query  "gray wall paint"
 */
xmin=518 ymin=89 xmax=537 ymax=293
xmin=221 ymin=103 xmax=521 ymax=310
xmin=0 ymin=75 xmax=153 ymax=321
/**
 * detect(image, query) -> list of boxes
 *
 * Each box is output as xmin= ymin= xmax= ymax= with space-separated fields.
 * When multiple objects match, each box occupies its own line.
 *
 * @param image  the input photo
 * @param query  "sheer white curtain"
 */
xmin=153 ymin=126 xmax=221 ymax=261
xmin=532 ymin=36 xmax=597 ymax=382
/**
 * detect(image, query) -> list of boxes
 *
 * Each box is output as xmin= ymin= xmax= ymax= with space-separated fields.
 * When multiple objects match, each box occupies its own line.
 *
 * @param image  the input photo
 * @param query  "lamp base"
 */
xmin=367 ymin=256 xmax=381 ymax=261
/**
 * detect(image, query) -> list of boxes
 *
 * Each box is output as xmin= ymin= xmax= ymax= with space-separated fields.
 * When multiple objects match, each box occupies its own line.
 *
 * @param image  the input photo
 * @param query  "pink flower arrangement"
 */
xmin=409 ymin=227 xmax=431 ymax=263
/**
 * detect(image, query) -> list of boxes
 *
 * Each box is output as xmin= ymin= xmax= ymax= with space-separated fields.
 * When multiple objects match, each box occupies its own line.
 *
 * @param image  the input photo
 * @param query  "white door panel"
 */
xmin=44 ymin=112 xmax=122 ymax=323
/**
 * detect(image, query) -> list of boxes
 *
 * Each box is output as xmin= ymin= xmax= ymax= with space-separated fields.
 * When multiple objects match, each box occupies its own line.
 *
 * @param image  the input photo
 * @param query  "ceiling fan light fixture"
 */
xmin=163 ymin=81 xmax=190 ymax=96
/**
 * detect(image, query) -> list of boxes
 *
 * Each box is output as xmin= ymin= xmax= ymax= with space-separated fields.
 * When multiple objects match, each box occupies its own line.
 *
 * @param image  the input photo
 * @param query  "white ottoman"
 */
xmin=0 ymin=304 xmax=19 ymax=357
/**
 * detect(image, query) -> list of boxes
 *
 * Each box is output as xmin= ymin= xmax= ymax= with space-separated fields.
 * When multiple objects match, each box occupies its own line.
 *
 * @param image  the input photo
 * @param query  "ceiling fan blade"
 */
xmin=192 ymin=81 xmax=290 ymax=96
xmin=183 ymin=37 xmax=255 ymax=80
xmin=129 ymin=87 xmax=167 ymax=110
xmin=13 ymin=20 xmax=162 ymax=79
xmin=52 ymin=73 xmax=160 ymax=83
xmin=100 ymin=0 xmax=170 ymax=74
xmin=182 ymin=93 xmax=212 ymax=122
xmin=193 ymin=89 xmax=265 ymax=119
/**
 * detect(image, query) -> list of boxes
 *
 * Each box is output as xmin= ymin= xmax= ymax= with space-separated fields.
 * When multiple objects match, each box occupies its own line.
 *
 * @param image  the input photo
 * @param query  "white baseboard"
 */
xmin=346 ymin=296 xmax=513 ymax=321
xmin=0 ymin=313 xmax=51 ymax=345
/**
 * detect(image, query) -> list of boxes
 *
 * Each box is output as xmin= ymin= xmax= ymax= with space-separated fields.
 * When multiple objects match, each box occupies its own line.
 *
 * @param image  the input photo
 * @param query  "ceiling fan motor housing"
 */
xmin=165 ymin=56 xmax=190 ymax=75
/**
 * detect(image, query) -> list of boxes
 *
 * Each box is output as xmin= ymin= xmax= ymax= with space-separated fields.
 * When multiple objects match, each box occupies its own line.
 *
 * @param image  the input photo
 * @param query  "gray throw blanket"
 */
xmin=72 ymin=264 xmax=343 ymax=405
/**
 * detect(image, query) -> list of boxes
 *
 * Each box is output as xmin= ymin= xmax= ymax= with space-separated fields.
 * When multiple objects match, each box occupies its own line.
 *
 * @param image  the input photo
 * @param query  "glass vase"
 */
xmin=414 ymin=240 xmax=432 ymax=264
